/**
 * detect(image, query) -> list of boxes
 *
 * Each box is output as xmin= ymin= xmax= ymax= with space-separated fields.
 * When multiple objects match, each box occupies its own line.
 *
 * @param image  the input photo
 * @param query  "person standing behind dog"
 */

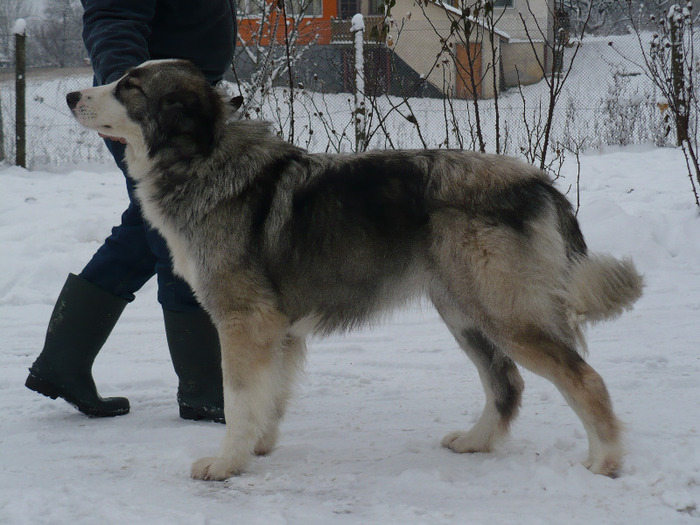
xmin=25 ymin=0 xmax=237 ymax=422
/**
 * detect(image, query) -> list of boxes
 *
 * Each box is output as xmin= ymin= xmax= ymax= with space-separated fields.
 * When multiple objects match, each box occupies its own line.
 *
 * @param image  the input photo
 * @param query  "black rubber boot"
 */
xmin=25 ymin=273 xmax=130 ymax=417
xmin=163 ymin=309 xmax=225 ymax=423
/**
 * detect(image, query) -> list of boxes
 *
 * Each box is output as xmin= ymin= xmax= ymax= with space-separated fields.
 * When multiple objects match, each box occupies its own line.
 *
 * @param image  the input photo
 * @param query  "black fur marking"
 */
xmin=290 ymin=155 xmax=430 ymax=238
xmin=150 ymin=87 xmax=222 ymax=161
xmin=471 ymin=178 xmax=587 ymax=259
xmin=463 ymin=328 xmax=521 ymax=421
xmin=260 ymin=155 xmax=432 ymax=332
xmin=476 ymin=178 xmax=553 ymax=234
xmin=246 ymin=153 xmax=304 ymax=239
xmin=546 ymin=185 xmax=587 ymax=259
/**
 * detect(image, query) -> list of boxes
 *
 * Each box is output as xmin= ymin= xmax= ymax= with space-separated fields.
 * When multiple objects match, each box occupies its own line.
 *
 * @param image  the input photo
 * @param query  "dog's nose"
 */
xmin=66 ymin=91 xmax=81 ymax=110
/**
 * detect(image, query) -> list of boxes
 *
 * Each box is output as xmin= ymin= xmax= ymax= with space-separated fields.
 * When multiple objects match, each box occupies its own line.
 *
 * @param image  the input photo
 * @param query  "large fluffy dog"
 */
xmin=67 ymin=59 xmax=643 ymax=481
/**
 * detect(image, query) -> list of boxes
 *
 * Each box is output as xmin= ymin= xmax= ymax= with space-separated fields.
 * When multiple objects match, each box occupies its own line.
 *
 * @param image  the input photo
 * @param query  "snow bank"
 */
xmin=1 ymin=148 xmax=699 ymax=524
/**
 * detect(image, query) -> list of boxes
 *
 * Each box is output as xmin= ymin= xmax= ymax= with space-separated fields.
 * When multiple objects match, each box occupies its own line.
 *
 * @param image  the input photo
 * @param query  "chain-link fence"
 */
xmin=0 ymin=20 xmax=676 ymax=168
xmin=0 ymin=66 xmax=111 ymax=166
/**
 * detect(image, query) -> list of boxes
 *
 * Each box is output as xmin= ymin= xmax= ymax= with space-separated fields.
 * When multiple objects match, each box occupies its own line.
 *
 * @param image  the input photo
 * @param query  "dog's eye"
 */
xmin=124 ymin=80 xmax=141 ymax=91
xmin=118 ymin=76 xmax=143 ymax=94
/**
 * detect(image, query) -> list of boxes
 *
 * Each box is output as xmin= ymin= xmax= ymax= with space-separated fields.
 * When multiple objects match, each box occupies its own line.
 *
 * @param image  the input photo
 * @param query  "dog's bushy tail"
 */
xmin=565 ymin=255 xmax=644 ymax=350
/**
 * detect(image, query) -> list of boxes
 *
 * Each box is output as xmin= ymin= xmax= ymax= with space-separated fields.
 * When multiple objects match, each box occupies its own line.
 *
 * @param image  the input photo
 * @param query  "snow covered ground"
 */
xmin=1 ymin=146 xmax=699 ymax=524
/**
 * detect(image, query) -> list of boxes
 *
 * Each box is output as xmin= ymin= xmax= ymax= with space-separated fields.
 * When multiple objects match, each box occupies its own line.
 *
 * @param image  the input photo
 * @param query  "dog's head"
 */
xmin=67 ymin=59 xmax=225 ymax=158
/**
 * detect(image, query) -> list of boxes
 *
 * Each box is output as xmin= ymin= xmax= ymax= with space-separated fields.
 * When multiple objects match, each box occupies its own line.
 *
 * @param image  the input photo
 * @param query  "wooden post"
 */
xmin=669 ymin=9 xmax=688 ymax=147
xmin=0 ymin=89 xmax=5 ymax=164
xmin=15 ymin=19 xmax=27 ymax=168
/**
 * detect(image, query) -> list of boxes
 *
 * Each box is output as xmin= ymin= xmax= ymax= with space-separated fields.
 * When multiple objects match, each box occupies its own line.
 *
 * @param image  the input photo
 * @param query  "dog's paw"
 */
xmin=254 ymin=428 xmax=279 ymax=456
xmin=441 ymin=430 xmax=493 ymax=453
xmin=190 ymin=456 xmax=246 ymax=481
xmin=582 ymin=439 xmax=623 ymax=478
xmin=583 ymin=453 xmax=622 ymax=478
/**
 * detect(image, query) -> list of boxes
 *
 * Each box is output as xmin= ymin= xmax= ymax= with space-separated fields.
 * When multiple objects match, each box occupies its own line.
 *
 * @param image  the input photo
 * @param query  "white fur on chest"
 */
xmin=127 ymin=156 xmax=199 ymax=289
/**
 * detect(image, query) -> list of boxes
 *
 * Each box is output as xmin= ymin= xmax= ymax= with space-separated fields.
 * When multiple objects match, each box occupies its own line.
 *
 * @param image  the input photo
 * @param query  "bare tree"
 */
xmin=516 ymin=0 xmax=592 ymax=171
xmin=407 ymin=0 xmax=506 ymax=153
xmin=232 ymin=0 xmax=322 ymax=142
xmin=619 ymin=0 xmax=700 ymax=206
xmin=563 ymin=0 xmax=626 ymax=34
xmin=0 ymin=0 xmax=33 ymax=63
xmin=34 ymin=0 xmax=84 ymax=67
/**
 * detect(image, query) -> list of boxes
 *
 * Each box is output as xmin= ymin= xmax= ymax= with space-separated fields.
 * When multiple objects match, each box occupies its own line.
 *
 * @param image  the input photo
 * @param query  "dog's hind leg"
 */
xmin=501 ymin=329 xmax=623 ymax=477
xmin=191 ymin=307 xmax=289 ymax=481
xmin=254 ymin=335 xmax=306 ymax=456
xmin=433 ymin=298 xmax=524 ymax=454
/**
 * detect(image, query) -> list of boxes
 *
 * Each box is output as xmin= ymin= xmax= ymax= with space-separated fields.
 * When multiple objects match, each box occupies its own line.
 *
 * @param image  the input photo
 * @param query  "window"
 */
xmin=238 ymin=0 xmax=322 ymax=17
xmin=370 ymin=0 xmax=385 ymax=15
xmin=338 ymin=0 xmax=359 ymax=19
xmin=446 ymin=0 xmax=513 ymax=9
xmin=286 ymin=0 xmax=323 ymax=16
xmin=238 ymin=0 xmax=263 ymax=17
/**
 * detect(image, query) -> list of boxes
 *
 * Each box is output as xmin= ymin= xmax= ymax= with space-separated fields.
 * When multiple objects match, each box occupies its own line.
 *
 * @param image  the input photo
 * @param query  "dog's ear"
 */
xmin=229 ymin=95 xmax=244 ymax=113
xmin=160 ymin=93 xmax=185 ymax=112
xmin=153 ymin=90 xmax=218 ymax=156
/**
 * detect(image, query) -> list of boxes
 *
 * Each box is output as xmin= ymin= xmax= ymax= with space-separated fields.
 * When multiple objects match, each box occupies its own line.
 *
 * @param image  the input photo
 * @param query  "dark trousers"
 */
xmin=79 ymin=139 xmax=200 ymax=312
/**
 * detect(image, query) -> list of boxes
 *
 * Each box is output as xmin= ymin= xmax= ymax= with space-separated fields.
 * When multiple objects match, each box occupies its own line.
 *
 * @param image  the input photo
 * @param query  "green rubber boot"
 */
xmin=163 ymin=309 xmax=224 ymax=423
xmin=25 ymin=273 xmax=130 ymax=417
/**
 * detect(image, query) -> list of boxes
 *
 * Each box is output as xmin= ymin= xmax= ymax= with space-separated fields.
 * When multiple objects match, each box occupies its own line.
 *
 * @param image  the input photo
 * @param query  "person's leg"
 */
xmin=80 ymin=141 xmax=158 ymax=301
xmin=28 ymin=140 xmax=224 ymax=421
xmin=26 ymin=141 xmax=155 ymax=417
xmin=163 ymin=309 xmax=224 ymax=423
xmin=26 ymin=273 xmax=130 ymax=417
xmin=144 ymin=220 xmax=225 ymax=422
xmin=121 ymin=153 xmax=225 ymax=421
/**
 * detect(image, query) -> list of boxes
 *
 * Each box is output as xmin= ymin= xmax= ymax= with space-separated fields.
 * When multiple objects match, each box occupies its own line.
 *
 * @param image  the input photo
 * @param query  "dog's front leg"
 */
xmin=191 ymin=307 xmax=289 ymax=481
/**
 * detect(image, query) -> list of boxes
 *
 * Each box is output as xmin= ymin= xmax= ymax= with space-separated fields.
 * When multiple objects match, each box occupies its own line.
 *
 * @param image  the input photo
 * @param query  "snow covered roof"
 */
xmin=431 ymin=0 xmax=511 ymax=40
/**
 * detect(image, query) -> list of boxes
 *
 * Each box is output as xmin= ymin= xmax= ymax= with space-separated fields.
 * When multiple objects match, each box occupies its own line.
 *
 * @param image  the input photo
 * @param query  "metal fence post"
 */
xmin=0 ymin=89 xmax=5 ymax=164
xmin=14 ymin=19 xmax=27 ymax=168
xmin=351 ymin=14 xmax=366 ymax=153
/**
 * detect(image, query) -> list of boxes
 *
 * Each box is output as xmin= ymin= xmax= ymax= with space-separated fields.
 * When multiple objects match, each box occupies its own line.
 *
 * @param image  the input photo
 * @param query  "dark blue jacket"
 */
xmin=81 ymin=0 xmax=236 ymax=85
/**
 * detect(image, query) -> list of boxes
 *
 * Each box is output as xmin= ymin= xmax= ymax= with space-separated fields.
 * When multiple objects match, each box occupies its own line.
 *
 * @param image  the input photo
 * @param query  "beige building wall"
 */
xmin=388 ymin=0 xmax=500 ymax=98
xmin=500 ymin=40 xmax=546 ymax=86
xmin=492 ymin=0 xmax=552 ymax=86
xmin=494 ymin=0 xmax=552 ymax=42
